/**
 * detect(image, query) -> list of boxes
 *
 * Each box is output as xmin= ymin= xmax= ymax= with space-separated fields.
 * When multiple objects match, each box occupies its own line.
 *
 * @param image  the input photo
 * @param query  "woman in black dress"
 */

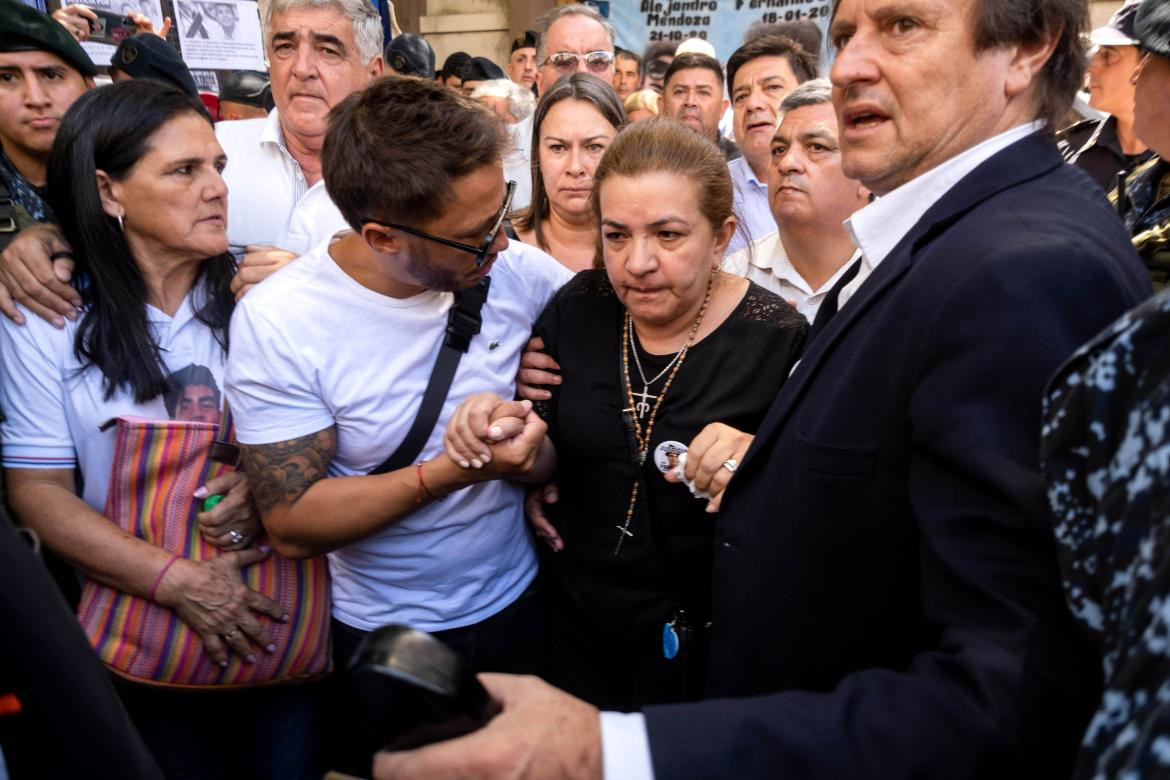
xmin=448 ymin=118 xmax=806 ymax=710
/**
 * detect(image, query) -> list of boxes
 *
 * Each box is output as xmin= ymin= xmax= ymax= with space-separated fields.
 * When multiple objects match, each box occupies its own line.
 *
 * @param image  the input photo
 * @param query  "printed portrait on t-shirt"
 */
xmin=163 ymin=363 xmax=221 ymax=423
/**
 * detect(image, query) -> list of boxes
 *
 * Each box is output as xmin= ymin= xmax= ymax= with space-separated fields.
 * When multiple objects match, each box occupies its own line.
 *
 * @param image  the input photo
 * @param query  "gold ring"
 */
xmin=223 ymin=629 xmax=241 ymax=640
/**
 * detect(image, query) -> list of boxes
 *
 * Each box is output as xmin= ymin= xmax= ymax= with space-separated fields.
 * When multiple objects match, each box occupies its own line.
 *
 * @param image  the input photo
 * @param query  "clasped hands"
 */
xmin=444 ymin=393 xmax=549 ymax=481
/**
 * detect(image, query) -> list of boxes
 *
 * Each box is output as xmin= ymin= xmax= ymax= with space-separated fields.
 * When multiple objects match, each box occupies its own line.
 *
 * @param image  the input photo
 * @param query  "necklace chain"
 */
xmin=628 ymin=316 xmax=687 ymax=390
xmin=614 ymin=272 xmax=716 ymax=555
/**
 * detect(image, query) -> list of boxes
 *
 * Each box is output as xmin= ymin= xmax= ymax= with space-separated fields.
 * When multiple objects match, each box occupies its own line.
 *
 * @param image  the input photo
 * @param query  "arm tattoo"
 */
xmin=239 ymin=427 xmax=337 ymax=517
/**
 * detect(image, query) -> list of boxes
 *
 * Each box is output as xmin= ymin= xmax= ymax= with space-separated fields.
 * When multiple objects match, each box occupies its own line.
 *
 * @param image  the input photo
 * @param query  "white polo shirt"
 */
xmin=216 ymin=110 xmax=349 ymax=254
xmin=225 ymin=235 xmax=572 ymax=632
xmin=722 ymin=230 xmax=860 ymax=322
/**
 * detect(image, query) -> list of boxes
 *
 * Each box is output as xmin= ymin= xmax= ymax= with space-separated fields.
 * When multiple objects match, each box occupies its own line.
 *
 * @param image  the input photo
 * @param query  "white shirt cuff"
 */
xmin=599 ymin=711 xmax=655 ymax=780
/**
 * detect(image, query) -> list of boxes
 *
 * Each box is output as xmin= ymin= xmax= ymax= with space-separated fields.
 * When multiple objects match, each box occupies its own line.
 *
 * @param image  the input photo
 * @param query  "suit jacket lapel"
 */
xmin=736 ymin=133 xmax=1065 ymax=477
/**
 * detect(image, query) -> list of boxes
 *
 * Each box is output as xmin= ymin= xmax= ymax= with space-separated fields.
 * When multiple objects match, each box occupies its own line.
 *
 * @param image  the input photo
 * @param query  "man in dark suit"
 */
xmin=371 ymin=0 xmax=1152 ymax=777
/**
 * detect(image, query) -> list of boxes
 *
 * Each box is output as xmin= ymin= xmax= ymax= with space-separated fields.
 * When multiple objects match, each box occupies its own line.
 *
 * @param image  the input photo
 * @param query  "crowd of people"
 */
xmin=1 ymin=0 xmax=1170 ymax=777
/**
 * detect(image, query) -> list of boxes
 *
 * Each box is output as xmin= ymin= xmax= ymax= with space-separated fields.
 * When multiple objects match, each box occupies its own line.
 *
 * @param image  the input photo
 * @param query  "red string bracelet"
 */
xmin=149 ymin=554 xmax=181 ymax=602
xmin=416 ymin=461 xmax=444 ymax=504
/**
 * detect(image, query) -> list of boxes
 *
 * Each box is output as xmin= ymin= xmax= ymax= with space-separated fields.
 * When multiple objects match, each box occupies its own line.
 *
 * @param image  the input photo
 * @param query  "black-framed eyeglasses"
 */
xmin=364 ymin=180 xmax=516 ymax=269
xmin=543 ymin=50 xmax=615 ymax=75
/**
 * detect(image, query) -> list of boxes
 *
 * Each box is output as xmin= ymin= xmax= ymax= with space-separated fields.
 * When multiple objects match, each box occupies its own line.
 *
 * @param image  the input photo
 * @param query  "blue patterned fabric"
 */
xmin=1043 ymin=287 xmax=1170 ymax=779
xmin=1123 ymin=158 xmax=1170 ymax=240
xmin=0 ymin=145 xmax=52 ymax=224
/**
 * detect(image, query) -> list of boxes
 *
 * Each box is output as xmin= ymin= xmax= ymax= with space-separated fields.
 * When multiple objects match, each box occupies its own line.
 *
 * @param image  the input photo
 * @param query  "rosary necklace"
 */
xmin=615 ymin=273 xmax=715 ymax=555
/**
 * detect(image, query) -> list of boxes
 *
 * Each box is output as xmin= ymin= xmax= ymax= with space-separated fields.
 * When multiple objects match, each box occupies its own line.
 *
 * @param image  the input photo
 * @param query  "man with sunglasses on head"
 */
xmin=224 ymin=76 xmax=571 ymax=775
xmin=499 ymin=5 xmax=613 ymax=213
xmin=534 ymin=4 xmax=615 ymax=97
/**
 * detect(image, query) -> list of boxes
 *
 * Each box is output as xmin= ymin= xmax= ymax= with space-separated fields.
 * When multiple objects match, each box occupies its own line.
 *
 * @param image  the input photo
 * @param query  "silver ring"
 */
xmin=223 ymin=629 xmax=241 ymax=640
xmin=227 ymin=530 xmax=245 ymax=545
xmin=721 ymin=459 xmax=739 ymax=474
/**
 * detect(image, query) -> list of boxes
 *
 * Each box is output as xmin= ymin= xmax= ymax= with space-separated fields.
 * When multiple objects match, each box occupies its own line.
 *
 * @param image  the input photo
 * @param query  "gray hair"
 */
xmin=264 ymin=0 xmax=384 ymax=65
xmin=470 ymin=79 xmax=537 ymax=122
xmin=534 ymin=4 xmax=615 ymax=64
xmin=778 ymin=77 xmax=832 ymax=116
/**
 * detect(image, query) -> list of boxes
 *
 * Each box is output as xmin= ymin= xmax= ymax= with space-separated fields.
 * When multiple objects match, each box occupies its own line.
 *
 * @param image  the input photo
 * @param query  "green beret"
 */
xmin=0 ymin=0 xmax=97 ymax=77
xmin=1137 ymin=0 xmax=1170 ymax=60
xmin=511 ymin=31 xmax=536 ymax=53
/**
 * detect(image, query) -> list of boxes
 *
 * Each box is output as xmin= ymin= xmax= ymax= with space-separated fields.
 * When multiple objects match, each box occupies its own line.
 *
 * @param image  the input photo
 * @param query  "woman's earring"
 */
xmin=116 ymin=214 xmax=124 ymax=232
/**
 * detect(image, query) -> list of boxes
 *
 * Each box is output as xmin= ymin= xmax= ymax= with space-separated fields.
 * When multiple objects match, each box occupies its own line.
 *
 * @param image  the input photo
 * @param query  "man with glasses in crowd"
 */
xmin=224 ymin=75 xmax=569 ymax=774
xmin=534 ymin=4 xmax=615 ymax=97
xmin=499 ymin=4 xmax=614 ymax=219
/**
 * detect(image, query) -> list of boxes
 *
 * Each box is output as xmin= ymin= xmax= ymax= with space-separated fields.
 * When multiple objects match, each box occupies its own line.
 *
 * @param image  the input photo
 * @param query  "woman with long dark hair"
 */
xmin=512 ymin=73 xmax=626 ymax=271
xmin=0 ymin=80 xmax=320 ymax=779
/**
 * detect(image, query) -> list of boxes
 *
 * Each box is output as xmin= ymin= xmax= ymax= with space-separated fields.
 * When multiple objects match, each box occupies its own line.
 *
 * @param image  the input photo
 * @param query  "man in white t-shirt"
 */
xmin=224 ymin=75 xmax=570 ymax=774
xmin=722 ymin=79 xmax=869 ymax=322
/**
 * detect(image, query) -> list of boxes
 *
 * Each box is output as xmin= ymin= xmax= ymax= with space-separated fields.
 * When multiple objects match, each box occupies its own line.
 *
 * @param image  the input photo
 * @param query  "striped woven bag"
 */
xmin=77 ymin=415 xmax=331 ymax=687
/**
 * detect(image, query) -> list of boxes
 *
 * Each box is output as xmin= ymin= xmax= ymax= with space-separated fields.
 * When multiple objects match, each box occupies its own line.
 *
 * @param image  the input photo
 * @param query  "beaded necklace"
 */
xmin=614 ymin=273 xmax=715 ymax=555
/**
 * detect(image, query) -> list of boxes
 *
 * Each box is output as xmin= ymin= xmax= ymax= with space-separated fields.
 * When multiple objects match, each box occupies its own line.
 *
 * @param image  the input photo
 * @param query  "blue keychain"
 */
xmin=662 ymin=621 xmax=680 ymax=660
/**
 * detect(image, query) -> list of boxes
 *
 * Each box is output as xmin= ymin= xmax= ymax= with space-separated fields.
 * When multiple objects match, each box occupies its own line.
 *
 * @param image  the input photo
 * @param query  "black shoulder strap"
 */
xmin=369 ymin=276 xmax=492 ymax=475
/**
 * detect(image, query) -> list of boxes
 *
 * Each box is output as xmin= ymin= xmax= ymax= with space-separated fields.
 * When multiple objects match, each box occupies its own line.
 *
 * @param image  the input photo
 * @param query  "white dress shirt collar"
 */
xmin=259 ymin=107 xmax=285 ymax=151
xmin=845 ymin=121 xmax=1045 ymax=271
xmin=753 ymin=233 xmax=859 ymax=298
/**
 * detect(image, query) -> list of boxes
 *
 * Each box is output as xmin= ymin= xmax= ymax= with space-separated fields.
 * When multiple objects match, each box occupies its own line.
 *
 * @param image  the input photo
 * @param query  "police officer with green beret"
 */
xmin=0 ymin=0 xmax=94 ymax=251
xmin=1116 ymin=0 xmax=1170 ymax=288
xmin=109 ymin=32 xmax=200 ymax=99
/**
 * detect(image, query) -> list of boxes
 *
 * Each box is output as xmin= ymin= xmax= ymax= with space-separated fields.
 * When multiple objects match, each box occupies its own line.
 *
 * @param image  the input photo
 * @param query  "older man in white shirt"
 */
xmin=218 ymin=0 xmax=384 ymax=294
xmin=722 ymin=79 xmax=868 ymax=322
xmin=0 ymin=0 xmax=385 ymax=310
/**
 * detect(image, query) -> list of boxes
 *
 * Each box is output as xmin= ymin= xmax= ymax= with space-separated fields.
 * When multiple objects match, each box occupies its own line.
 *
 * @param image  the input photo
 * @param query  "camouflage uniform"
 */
xmin=1043 ymin=287 xmax=1170 ymax=779
xmin=1112 ymin=157 xmax=1170 ymax=289
xmin=0 ymin=146 xmax=52 ymax=252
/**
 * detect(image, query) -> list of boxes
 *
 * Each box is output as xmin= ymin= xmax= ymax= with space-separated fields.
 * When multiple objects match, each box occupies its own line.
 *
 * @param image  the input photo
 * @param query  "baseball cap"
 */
xmin=1090 ymin=0 xmax=1143 ymax=47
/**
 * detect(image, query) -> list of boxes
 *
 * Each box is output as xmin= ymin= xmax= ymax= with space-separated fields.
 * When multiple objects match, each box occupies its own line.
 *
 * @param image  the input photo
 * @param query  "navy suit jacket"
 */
xmin=643 ymin=134 xmax=1151 ymax=777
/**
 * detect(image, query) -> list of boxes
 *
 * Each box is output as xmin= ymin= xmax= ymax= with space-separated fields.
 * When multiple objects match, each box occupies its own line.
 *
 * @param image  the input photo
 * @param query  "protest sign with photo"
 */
xmin=175 ymin=0 xmax=264 ymax=69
